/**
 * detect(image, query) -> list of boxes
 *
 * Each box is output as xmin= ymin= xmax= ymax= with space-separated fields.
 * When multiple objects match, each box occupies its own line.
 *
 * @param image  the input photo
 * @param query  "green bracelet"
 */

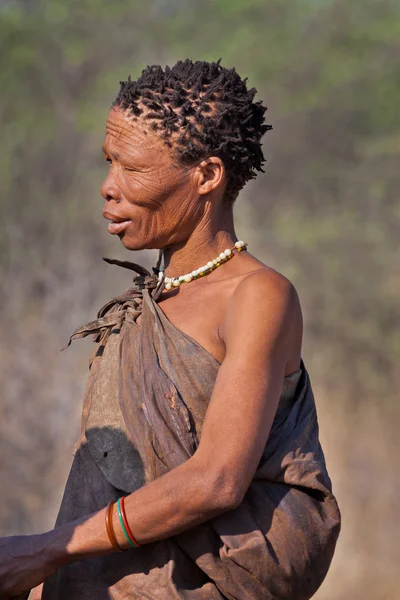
xmin=117 ymin=497 xmax=138 ymax=548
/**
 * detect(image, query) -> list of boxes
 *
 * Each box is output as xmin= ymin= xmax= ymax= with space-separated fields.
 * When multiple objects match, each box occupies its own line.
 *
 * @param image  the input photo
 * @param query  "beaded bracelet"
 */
xmin=117 ymin=496 xmax=141 ymax=549
xmin=105 ymin=501 xmax=124 ymax=552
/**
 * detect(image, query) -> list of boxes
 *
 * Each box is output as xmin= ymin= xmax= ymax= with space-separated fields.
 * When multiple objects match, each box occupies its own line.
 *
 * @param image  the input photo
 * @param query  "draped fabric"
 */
xmin=42 ymin=261 xmax=340 ymax=600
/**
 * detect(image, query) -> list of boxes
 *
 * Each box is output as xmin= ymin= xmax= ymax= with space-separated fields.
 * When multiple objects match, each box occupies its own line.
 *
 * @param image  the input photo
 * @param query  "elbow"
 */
xmin=218 ymin=485 xmax=244 ymax=512
xmin=205 ymin=470 xmax=246 ymax=512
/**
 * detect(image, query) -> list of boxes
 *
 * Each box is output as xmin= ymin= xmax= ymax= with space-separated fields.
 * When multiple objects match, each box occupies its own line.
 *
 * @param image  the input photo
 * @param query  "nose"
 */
xmin=100 ymin=172 xmax=121 ymax=202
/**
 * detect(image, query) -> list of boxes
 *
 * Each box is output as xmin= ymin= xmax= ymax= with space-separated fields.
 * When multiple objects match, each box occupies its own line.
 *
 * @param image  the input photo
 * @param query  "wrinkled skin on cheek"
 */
xmin=101 ymin=107 xmax=203 ymax=250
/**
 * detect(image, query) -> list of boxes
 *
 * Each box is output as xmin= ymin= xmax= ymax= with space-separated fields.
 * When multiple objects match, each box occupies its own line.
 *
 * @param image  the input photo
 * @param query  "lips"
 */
xmin=103 ymin=212 xmax=132 ymax=235
xmin=108 ymin=220 xmax=131 ymax=235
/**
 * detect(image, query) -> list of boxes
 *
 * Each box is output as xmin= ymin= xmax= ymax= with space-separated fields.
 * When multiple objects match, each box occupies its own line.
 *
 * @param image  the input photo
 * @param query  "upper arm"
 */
xmin=193 ymin=269 xmax=302 ymax=504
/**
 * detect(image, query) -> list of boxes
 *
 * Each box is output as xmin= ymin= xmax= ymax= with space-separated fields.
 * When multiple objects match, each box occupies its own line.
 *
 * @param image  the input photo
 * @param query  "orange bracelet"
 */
xmin=105 ymin=501 xmax=124 ymax=552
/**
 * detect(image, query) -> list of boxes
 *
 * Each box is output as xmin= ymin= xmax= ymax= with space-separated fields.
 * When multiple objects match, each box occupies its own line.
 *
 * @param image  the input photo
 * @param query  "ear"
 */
xmin=196 ymin=157 xmax=226 ymax=196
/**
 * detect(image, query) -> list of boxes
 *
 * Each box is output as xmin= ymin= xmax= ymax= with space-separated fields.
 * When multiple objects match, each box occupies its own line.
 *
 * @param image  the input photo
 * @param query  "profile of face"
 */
xmin=101 ymin=106 xmax=226 ymax=251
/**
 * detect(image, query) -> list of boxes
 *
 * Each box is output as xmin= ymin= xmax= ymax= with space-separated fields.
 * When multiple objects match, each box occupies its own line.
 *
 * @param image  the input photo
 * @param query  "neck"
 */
xmin=162 ymin=206 xmax=237 ymax=278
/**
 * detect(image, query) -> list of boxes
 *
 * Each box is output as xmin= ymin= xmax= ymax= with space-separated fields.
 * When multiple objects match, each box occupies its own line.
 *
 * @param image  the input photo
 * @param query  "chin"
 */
xmin=119 ymin=231 xmax=171 ymax=252
xmin=120 ymin=238 xmax=145 ymax=251
xmin=118 ymin=233 xmax=152 ymax=252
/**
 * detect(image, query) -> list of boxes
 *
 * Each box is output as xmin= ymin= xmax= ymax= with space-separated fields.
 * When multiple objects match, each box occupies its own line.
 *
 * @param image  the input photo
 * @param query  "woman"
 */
xmin=0 ymin=60 xmax=340 ymax=600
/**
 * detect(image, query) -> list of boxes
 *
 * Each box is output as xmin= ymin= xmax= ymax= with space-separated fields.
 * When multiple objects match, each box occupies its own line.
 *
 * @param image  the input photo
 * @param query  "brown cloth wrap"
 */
xmin=42 ymin=261 xmax=340 ymax=600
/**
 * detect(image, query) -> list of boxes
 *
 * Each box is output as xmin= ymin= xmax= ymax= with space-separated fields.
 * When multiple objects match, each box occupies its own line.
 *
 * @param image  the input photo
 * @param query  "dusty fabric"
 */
xmin=42 ymin=261 xmax=340 ymax=600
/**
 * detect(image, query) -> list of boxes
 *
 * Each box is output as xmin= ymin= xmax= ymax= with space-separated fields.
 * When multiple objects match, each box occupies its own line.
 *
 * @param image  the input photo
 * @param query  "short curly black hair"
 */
xmin=113 ymin=59 xmax=272 ymax=203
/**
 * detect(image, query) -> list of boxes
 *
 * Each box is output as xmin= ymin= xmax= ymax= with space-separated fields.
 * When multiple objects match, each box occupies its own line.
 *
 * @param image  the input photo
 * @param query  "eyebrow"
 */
xmin=102 ymin=145 xmax=120 ymax=160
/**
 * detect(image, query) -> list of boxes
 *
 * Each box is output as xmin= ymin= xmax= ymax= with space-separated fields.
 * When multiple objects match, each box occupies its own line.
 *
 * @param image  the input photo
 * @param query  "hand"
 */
xmin=29 ymin=583 xmax=43 ymax=600
xmin=0 ymin=534 xmax=57 ymax=600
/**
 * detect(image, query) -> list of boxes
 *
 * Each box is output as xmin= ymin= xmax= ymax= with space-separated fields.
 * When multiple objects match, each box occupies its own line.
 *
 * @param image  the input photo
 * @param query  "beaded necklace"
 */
xmin=162 ymin=240 xmax=248 ymax=290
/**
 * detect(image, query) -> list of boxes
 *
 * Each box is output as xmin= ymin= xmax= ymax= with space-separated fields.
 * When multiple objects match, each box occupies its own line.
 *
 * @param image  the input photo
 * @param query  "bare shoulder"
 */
xmin=221 ymin=264 xmax=303 ymax=370
xmin=238 ymin=264 xmax=296 ymax=299
xmin=229 ymin=265 xmax=301 ymax=322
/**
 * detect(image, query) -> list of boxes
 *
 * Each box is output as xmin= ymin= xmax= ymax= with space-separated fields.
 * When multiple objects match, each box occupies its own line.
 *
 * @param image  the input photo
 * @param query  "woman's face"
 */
xmin=101 ymin=106 xmax=205 ymax=250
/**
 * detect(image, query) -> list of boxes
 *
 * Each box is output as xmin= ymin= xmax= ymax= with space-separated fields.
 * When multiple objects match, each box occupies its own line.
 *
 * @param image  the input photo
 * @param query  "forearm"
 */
xmin=46 ymin=455 xmax=234 ymax=566
xmin=115 ymin=467 xmax=217 ymax=547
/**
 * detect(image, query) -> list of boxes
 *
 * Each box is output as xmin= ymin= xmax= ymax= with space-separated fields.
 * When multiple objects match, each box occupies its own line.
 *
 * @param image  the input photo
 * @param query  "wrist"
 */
xmin=111 ymin=498 xmax=135 ymax=551
xmin=40 ymin=527 xmax=73 ymax=570
xmin=42 ymin=507 xmax=118 ymax=567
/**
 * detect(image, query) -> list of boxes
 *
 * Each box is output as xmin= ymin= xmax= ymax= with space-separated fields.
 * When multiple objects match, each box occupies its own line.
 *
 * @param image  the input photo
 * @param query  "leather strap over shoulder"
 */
xmin=62 ymin=256 xmax=165 ymax=348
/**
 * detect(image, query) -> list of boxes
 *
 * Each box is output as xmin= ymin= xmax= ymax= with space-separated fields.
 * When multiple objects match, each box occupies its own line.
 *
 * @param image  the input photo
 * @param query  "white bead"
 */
xmin=158 ymin=243 xmax=246 ymax=289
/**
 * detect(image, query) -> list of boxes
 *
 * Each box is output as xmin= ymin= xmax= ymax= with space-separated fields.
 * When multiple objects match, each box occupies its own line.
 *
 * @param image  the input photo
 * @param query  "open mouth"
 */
xmin=104 ymin=216 xmax=132 ymax=235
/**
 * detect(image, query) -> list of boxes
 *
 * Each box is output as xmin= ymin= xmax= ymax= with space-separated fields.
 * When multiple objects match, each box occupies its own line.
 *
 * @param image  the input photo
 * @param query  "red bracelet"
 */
xmin=120 ymin=496 xmax=141 ymax=548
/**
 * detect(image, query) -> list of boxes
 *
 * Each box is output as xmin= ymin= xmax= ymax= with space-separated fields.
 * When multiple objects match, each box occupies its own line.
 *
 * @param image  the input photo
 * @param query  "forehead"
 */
xmin=104 ymin=106 xmax=166 ymax=157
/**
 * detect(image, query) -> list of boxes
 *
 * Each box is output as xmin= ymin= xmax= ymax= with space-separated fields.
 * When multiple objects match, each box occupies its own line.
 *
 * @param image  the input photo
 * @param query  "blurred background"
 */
xmin=0 ymin=0 xmax=399 ymax=598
